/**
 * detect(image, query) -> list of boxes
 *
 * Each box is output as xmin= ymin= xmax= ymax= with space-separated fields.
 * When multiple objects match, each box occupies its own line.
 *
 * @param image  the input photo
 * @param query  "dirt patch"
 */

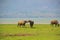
xmin=0 ymin=33 xmax=35 ymax=36
xmin=56 ymin=34 xmax=60 ymax=36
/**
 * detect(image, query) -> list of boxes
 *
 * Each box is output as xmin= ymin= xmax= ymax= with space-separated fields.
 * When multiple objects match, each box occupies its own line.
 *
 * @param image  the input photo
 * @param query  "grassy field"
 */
xmin=0 ymin=24 xmax=60 ymax=40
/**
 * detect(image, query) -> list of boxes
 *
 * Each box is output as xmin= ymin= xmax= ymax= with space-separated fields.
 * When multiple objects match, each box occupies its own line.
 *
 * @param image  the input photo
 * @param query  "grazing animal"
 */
xmin=28 ymin=20 xmax=34 ymax=28
xmin=50 ymin=20 xmax=59 ymax=27
xmin=17 ymin=20 xmax=27 ymax=27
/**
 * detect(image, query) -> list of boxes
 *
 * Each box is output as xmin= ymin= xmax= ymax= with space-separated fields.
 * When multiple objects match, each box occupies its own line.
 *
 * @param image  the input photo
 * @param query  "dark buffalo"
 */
xmin=28 ymin=20 xmax=34 ymax=28
xmin=50 ymin=20 xmax=59 ymax=27
xmin=17 ymin=20 xmax=27 ymax=27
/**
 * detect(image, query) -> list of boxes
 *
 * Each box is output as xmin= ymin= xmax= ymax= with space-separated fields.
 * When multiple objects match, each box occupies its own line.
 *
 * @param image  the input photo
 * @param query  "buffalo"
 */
xmin=50 ymin=20 xmax=59 ymax=27
xmin=28 ymin=20 xmax=34 ymax=28
xmin=17 ymin=20 xmax=27 ymax=27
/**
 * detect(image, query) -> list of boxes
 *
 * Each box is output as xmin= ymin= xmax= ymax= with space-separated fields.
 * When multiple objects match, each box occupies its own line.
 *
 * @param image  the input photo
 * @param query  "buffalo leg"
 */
xmin=58 ymin=24 xmax=59 ymax=27
xmin=17 ymin=24 xmax=19 ymax=27
xmin=51 ymin=24 xmax=53 ymax=26
xmin=30 ymin=24 xmax=33 ymax=28
xmin=55 ymin=24 xmax=57 ymax=27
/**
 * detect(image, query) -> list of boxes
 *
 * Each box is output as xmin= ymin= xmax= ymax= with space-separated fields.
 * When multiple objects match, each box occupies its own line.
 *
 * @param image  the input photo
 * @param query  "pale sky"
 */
xmin=0 ymin=0 xmax=60 ymax=18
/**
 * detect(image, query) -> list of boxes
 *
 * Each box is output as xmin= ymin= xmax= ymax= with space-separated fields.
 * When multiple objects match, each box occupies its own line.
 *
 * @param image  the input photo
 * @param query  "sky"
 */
xmin=0 ymin=0 xmax=60 ymax=18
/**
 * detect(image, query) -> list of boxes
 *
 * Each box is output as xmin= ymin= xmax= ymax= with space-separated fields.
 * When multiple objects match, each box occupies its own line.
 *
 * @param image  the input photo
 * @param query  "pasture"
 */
xmin=0 ymin=24 xmax=60 ymax=40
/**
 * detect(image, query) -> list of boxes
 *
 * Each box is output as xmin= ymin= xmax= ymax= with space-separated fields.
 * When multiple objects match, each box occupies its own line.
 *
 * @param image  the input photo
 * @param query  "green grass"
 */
xmin=0 ymin=24 xmax=60 ymax=40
